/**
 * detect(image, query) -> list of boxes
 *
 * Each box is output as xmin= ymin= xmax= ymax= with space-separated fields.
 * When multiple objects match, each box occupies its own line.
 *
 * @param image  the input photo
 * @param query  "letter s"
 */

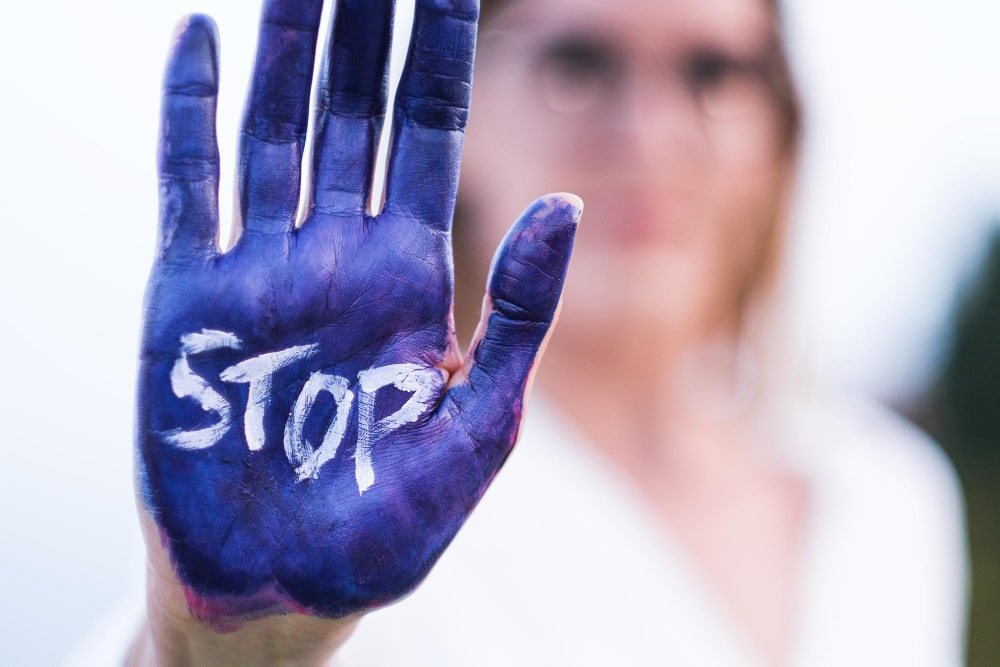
xmin=162 ymin=329 xmax=243 ymax=450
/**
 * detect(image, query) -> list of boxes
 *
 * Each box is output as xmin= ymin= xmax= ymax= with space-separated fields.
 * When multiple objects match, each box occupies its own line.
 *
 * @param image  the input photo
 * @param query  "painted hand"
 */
xmin=136 ymin=0 xmax=580 ymax=624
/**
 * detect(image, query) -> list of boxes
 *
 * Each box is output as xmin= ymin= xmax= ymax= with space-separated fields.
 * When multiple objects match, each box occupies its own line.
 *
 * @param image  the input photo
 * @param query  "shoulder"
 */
xmin=786 ymin=388 xmax=964 ymax=522
xmin=782 ymin=389 xmax=968 ymax=665
xmin=784 ymin=387 xmax=968 ymax=605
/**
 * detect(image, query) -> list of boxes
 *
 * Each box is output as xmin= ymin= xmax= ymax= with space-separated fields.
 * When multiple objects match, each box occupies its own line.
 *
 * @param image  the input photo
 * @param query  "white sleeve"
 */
xmin=789 ymin=395 xmax=970 ymax=667
xmin=866 ymin=436 xmax=969 ymax=667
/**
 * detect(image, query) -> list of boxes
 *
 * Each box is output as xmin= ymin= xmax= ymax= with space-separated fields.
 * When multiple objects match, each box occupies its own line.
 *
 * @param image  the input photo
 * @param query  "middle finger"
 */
xmin=237 ymin=0 xmax=324 ymax=240
xmin=308 ymin=0 xmax=396 ymax=218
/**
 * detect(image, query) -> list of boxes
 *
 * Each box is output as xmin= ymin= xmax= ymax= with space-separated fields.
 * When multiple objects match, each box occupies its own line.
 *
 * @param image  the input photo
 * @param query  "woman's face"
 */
xmin=459 ymin=0 xmax=790 ymax=348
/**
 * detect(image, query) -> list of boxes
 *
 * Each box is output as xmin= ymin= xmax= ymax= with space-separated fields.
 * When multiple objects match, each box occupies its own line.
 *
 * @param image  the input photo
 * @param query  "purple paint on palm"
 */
xmin=137 ymin=0 xmax=580 ymax=623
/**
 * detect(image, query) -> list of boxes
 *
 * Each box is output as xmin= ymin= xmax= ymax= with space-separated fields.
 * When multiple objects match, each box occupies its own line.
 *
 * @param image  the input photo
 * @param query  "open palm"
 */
xmin=137 ymin=0 xmax=579 ymax=622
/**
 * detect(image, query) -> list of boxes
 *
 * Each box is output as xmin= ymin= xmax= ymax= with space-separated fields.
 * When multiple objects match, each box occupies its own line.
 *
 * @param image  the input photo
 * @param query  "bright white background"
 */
xmin=0 ymin=0 xmax=997 ymax=664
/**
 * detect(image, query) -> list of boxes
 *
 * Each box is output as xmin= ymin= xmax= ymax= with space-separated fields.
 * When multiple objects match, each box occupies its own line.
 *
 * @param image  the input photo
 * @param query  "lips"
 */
xmin=584 ymin=188 xmax=702 ymax=247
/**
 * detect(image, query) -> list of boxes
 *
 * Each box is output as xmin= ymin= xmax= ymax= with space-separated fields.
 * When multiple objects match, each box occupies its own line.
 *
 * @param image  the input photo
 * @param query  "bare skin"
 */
xmin=539 ymin=341 xmax=807 ymax=666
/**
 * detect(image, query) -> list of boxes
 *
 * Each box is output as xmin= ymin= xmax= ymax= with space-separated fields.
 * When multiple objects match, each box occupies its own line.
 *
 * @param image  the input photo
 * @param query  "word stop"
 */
xmin=161 ymin=330 xmax=441 ymax=493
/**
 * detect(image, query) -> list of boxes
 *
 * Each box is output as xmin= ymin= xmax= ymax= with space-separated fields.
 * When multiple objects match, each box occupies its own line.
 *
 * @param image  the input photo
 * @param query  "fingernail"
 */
xmin=548 ymin=192 xmax=584 ymax=224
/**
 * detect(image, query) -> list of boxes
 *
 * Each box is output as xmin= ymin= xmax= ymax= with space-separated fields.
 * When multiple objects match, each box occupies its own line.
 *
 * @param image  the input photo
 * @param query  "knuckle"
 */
xmin=160 ymin=154 xmax=218 ymax=181
xmin=164 ymin=81 xmax=218 ymax=99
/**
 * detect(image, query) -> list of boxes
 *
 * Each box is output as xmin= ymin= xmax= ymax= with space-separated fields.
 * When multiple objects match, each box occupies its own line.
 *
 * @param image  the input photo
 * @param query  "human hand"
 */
xmin=136 ymin=0 xmax=580 ymax=631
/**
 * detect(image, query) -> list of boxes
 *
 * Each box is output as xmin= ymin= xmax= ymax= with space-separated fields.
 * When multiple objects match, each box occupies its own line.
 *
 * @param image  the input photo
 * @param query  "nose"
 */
xmin=605 ymin=71 xmax=711 ymax=172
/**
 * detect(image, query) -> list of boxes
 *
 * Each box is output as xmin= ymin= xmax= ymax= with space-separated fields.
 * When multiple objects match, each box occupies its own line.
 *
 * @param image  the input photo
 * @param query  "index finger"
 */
xmin=382 ymin=0 xmax=478 ymax=227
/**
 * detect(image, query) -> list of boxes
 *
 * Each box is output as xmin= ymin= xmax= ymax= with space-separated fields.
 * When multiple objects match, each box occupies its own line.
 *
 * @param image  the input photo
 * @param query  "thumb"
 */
xmin=446 ymin=192 xmax=582 ymax=477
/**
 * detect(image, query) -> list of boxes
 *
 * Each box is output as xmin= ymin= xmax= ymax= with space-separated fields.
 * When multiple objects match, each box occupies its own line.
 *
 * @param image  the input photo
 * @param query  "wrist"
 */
xmin=130 ymin=511 xmax=360 ymax=667
xmin=129 ymin=596 xmax=359 ymax=667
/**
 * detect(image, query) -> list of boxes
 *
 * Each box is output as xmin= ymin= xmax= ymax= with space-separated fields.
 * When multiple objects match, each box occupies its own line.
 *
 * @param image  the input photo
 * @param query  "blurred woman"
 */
xmin=340 ymin=0 xmax=968 ymax=664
